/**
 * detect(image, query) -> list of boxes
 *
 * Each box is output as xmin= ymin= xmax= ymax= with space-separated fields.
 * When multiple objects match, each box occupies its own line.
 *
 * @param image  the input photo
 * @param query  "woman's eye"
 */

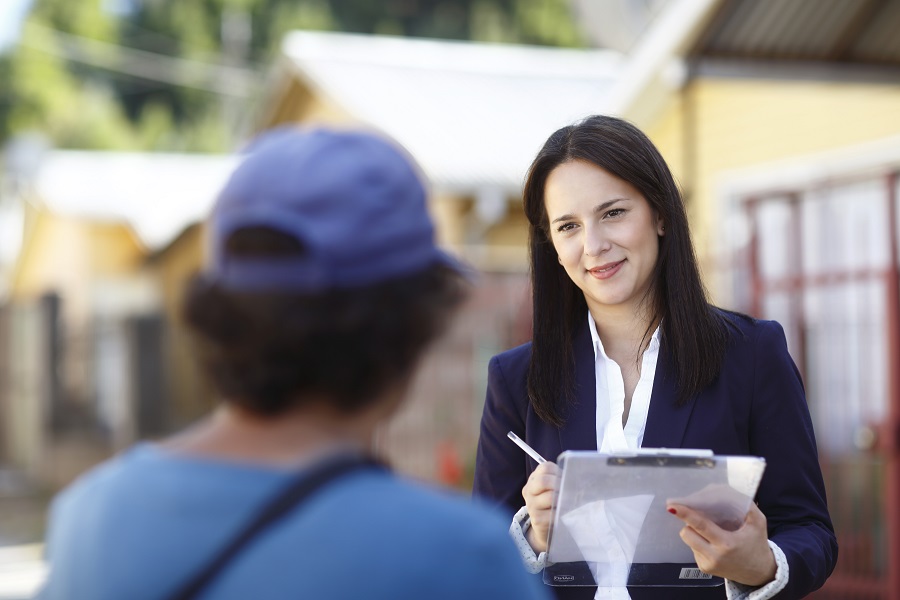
xmin=605 ymin=208 xmax=625 ymax=219
xmin=556 ymin=222 xmax=576 ymax=233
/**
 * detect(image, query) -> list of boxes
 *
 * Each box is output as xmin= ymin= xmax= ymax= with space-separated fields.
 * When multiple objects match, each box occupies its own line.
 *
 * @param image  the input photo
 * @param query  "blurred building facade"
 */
xmin=0 ymin=150 xmax=236 ymax=489
xmin=606 ymin=0 xmax=900 ymax=597
xmin=0 ymin=32 xmax=624 ymax=492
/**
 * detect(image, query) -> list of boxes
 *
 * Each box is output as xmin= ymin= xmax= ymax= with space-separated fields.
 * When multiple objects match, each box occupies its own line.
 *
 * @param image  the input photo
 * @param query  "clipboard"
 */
xmin=543 ymin=449 xmax=766 ymax=589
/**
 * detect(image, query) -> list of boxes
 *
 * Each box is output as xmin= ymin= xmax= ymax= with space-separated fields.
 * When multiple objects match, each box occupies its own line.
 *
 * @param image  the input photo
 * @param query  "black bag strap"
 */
xmin=168 ymin=453 xmax=382 ymax=600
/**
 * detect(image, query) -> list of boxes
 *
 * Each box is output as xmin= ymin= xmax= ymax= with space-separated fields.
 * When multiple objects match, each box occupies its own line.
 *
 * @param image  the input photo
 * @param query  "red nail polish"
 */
xmin=667 ymin=508 xmax=677 ymax=515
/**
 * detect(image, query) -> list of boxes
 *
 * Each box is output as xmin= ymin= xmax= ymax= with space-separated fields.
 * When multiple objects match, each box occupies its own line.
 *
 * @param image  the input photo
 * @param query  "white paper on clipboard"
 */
xmin=543 ymin=449 xmax=766 ymax=589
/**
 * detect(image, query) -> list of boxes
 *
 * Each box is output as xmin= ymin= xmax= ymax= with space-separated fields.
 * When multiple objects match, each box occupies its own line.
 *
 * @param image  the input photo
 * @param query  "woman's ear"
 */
xmin=657 ymin=217 xmax=666 ymax=236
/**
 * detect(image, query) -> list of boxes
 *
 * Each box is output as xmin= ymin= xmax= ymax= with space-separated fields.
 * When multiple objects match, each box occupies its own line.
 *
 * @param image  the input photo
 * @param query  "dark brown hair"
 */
xmin=182 ymin=227 xmax=467 ymax=416
xmin=523 ymin=115 xmax=729 ymax=426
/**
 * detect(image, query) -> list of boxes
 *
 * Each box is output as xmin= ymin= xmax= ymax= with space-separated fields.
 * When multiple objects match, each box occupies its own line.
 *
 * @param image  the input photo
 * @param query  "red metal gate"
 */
xmin=740 ymin=171 xmax=900 ymax=599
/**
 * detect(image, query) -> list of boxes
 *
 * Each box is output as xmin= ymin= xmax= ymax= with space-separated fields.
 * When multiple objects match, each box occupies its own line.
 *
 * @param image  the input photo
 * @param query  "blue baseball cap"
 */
xmin=207 ymin=126 xmax=465 ymax=292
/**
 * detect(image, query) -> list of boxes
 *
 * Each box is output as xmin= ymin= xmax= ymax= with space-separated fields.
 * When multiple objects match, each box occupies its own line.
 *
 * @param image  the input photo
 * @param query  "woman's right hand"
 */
xmin=521 ymin=461 xmax=561 ymax=552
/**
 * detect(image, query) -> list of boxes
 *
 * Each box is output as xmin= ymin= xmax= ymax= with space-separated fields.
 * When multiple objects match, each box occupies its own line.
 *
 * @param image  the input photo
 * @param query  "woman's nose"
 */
xmin=583 ymin=225 xmax=609 ymax=257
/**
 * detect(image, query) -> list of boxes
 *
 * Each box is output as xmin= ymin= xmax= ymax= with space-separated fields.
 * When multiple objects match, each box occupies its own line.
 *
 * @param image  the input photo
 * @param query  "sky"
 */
xmin=0 ymin=0 xmax=33 ymax=52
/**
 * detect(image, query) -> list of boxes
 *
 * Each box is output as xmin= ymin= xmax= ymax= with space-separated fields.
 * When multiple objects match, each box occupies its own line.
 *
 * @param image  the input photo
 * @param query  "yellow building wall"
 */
xmin=482 ymin=203 xmax=530 ymax=271
xmin=430 ymin=193 xmax=470 ymax=249
xmin=260 ymin=74 xmax=355 ymax=130
xmin=647 ymin=78 xmax=900 ymax=300
xmin=263 ymin=75 xmax=531 ymax=273
xmin=431 ymin=195 xmax=529 ymax=271
xmin=147 ymin=224 xmax=215 ymax=427
xmin=11 ymin=208 xmax=145 ymax=320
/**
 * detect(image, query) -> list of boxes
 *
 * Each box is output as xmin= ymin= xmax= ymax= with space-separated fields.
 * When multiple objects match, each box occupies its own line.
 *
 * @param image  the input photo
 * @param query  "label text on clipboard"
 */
xmin=679 ymin=568 xmax=713 ymax=580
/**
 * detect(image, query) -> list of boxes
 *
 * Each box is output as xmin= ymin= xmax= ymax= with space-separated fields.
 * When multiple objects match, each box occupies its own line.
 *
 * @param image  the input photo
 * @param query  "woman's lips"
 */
xmin=588 ymin=260 xmax=625 ymax=280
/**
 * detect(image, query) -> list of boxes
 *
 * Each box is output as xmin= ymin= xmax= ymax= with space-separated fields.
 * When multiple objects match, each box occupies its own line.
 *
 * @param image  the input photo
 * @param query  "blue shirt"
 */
xmin=40 ymin=444 xmax=549 ymax=600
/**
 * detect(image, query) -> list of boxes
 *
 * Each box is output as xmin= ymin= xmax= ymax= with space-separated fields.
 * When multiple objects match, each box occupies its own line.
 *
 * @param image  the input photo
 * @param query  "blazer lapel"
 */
xmin=643 ymin=343 xmax=696 ymax=449
xmin=558 ymin=323 xmax=598 ymax=452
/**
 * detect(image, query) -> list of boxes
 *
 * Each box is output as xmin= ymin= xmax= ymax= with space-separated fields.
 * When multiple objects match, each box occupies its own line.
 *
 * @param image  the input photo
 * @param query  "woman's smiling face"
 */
xmin=544 ymin=159 xmax=664 ymax=317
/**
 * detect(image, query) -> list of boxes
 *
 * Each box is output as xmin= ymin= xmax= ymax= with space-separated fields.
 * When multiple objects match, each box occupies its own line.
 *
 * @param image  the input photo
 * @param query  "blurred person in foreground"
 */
xmin=38 ymin=127 xmax=550 ymax=600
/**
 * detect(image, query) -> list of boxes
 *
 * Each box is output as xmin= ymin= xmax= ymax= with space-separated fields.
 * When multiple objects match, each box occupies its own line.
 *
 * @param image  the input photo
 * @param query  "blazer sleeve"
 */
xmin=750 ymin=320 xmax=838 ymax=598
xmin=472 ymin=353 xmax=530 ymax=518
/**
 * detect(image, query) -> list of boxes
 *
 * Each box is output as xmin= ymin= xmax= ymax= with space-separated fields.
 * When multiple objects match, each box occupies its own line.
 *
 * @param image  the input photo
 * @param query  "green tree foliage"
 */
xmin=0 ymin=0 xmax=584 ymax=152
xmin=0 ymin=0 xmax=136 ymax=149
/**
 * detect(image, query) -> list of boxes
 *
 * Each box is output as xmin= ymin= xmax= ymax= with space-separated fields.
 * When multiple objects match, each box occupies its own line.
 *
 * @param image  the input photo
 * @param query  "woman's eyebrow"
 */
xmin=593 ymin=198 xmax=625 ymax=214
xmin=550 ymin=199 xmax=625 ymax=225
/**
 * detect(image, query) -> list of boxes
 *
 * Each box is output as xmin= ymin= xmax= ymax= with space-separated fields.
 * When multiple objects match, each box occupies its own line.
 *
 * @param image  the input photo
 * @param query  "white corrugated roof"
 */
xmin=280 ymin=31 xmax=622 ymax=192
xmin=18 ymin=34 xmax=621 ymax=256
xmin=32 ymin=150 xmax=238 ymax=251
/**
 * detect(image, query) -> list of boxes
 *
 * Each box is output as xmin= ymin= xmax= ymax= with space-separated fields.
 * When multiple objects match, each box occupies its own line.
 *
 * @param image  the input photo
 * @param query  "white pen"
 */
xmin=507 ymin=431 xmax=547 ymax=464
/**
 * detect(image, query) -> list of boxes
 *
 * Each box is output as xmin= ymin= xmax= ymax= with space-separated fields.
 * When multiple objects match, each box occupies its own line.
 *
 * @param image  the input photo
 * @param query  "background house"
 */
xmin=0 ymin=150 xmax=236 ymax=488
xmin=258 ymin=30 xmax=622 ymax=271
xmin=592 ymin=0 xmax=900 ymax=596
xmin=0 ymin=32 xmax=624 ymax=490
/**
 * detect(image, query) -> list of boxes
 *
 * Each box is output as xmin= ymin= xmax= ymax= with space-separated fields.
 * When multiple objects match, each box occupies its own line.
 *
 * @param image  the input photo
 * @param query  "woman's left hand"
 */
xmin=666 ymin=500 xmax=777 ymax=587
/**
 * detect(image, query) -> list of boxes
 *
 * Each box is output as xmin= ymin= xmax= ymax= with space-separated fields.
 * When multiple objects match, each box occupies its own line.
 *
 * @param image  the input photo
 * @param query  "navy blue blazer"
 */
xmin=473 ymin=313 xmax=837 ymax=600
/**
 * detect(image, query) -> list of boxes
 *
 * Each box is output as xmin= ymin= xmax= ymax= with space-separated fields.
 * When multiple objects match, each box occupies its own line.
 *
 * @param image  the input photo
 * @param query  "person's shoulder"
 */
xmin=712 ymin=307 xmax=789 ymax=353
xmin=328 ymin=471 xmax=511 ymax=548
xmin=713 ymin=307 xmax=783 ymax=338
xmin=491 ymin=340 xmax=532 ymax=370
xmin=364 ymin=472 xmax=509 ymax=524
xmin=485 ymin=341 xmax=532 ymax=396
xmin=50 ymin=446 xmax=148 ymax=514
xmin=346 ymin=475 xmax=546 ymax=596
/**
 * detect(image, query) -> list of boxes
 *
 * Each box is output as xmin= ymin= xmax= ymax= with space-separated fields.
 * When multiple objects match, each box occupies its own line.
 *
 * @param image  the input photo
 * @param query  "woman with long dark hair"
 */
xmin=473 ymin=115 xmax=836 ymax=599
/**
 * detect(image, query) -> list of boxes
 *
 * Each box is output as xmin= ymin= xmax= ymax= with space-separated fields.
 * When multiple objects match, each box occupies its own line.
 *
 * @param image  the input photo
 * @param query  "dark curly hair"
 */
xmin=182 ymin=227 xmax=467 ymax=416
